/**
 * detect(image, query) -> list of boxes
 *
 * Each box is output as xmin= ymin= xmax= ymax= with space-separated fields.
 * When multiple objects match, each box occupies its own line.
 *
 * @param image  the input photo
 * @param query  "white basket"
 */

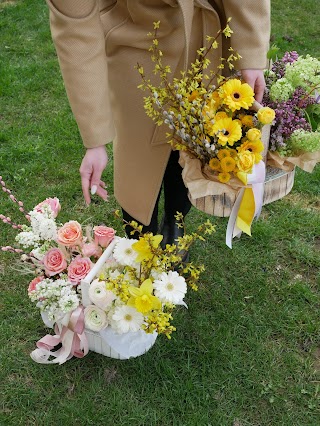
xmin=80 ymin=237 xmax=157 ymax=360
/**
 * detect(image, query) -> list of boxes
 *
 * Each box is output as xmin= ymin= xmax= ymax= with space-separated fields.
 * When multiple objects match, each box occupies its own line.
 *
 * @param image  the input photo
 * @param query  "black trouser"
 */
xmin=122 ymin=150 xmax=191 ymax=235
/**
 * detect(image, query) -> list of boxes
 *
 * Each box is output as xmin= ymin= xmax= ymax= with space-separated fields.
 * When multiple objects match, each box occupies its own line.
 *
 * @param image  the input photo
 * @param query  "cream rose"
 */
xmin=89 ymin=279 xmax=116 ymax=309
xmin=67 ymin=256 xmax=92 ymax=285
xmin=43 ymin=248 xmax=67 ymax=277
xmin=93 ymin=226 xmax=116 ymax=248
xmin=57 ymin=221 xmax=83 ymax=247
xmin=84 ymin=305 xmax=108 ymax=331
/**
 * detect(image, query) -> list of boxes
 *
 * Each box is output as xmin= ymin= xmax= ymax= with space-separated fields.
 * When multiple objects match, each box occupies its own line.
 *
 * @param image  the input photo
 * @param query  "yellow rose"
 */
xmin=237 ymin=150 xmax=255 ymax=173
xmin=257 ymin=107 xmax=275 ymax=125
xmin=246 ymin=128 xmax=261 ymax=141
xmin=214 ymin=111 xmax=228 ymax=121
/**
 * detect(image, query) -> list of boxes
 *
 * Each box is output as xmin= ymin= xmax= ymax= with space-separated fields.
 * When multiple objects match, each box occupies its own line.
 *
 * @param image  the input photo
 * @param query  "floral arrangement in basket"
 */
xmin=263 ymin=48 xmax=320 ymax=172
xmin=0 ymin=176 xmax=214 ymax=363
xmin=137 ymin=21 xmax=275 ymax=247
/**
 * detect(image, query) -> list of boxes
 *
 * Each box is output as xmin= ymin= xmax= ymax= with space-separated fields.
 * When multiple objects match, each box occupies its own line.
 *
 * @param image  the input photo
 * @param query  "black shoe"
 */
xmin=159 ymin=217 xmax=190 ymax=264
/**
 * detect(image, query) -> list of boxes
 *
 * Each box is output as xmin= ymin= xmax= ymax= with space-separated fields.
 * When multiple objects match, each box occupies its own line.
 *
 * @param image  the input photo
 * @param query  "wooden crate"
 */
xmin=189 ymin=166 xmax=295 ymax=217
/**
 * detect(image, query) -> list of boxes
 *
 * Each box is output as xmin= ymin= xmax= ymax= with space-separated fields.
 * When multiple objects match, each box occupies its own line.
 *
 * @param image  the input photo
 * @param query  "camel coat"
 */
xmin=46 ymin=0 xmax=270 ymax=225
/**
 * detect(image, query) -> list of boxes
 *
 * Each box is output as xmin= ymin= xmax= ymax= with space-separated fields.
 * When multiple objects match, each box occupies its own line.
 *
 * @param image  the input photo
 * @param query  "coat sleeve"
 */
xmin=213 ymin=0 xmax=271 ymax=70
xmin=46 ymin=0 xmax=115 ymax=148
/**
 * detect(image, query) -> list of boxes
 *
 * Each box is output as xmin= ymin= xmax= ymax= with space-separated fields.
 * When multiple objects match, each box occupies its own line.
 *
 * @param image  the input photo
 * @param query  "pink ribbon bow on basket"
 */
xmin=30 ymin=305 xmax=89 ymax=364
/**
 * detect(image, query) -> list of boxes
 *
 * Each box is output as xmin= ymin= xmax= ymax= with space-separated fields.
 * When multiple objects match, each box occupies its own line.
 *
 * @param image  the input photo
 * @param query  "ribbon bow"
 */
xmin=30 ymin=305 xmax=89 ymax=364
xmin=226 ymin=161 xmax=266 ymax=248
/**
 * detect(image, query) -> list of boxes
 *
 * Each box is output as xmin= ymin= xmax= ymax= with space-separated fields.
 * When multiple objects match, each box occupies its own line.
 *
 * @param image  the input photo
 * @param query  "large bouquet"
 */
xmin=137 ymin=21 xmax=275 ymax=246
xmin=263 ymin=48 xmax=320 ymax=172
xmin=0 ymin=177 xmax=214 ymax=363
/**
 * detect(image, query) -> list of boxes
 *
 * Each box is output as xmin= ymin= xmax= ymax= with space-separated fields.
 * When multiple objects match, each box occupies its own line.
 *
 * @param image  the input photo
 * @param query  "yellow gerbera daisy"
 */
xmin=220 ymin=79 xmax=254 ymax=111
xmin=217 ymin=148 xmax=231 ymax=160
xmin=209 ymin=158 xmax=221 ymax=171
xmin=218 ymin=172 xmax=231 ymax=183
xmin=210 ymin=117 xmax=242 ymax=146
xmin=220 ymin=156 xmax=236 ymax=172
xmin=239 ymin=139 xmax=264 ymax=154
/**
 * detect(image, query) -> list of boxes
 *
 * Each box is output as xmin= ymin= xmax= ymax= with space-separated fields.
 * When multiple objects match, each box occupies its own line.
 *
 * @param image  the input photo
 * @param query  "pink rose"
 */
xmin=35 ymin=197 xmax=61 ymax=218
xmin=43 ymin=248 xmax=67 ymax=277
xmin=57 ymin=221 xmax=83 ymax=247
xmin=28 ymin=276 xmax=44 ymax=294
xmin=82 ymin=242 xmax=102 ymax=258
xmin=94 ymin=226 xmax=116 ymax=248
xmin=68 ymin=256 xmax=92 ymax=285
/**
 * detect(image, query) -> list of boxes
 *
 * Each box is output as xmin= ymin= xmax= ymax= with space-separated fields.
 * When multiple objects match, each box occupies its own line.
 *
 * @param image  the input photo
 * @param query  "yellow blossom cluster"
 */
xmin=95 ymin=214 xmax=216 ymax=337
xmin=137 ymin=21 xmax=275 ymax=185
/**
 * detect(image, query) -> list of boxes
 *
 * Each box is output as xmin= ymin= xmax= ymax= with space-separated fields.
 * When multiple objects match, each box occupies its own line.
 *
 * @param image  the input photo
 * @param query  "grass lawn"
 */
xmin=0 ymin=1 xmax=319 ymax=425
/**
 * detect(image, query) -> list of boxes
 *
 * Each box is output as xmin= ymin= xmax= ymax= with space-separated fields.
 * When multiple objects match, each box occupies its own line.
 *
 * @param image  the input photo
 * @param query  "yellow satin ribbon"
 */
xmin=236 ymin=187 xmax=255 ymax=236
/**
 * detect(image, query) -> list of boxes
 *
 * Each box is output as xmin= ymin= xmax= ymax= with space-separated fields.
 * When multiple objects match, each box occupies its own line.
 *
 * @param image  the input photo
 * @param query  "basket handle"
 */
xmin=252 ymin=100 xmax=270 ymax=160
xmin=80 ymin=236 xmax=120 ymax=307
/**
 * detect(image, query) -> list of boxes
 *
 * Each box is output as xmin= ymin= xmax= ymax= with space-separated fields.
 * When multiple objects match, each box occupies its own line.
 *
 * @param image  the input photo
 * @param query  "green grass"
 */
xmin=0 ymin=1 xmax=319 ymax=425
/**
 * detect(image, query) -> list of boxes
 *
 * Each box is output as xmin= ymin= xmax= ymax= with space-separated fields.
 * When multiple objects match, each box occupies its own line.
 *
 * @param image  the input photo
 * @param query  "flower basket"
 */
xmin=186 ymin=166 xmax=295 ymax=218
xmin=180 ymin=101 xmax=295 ymax=218
xmin=79 ymin=238 xmax=157 ymax=360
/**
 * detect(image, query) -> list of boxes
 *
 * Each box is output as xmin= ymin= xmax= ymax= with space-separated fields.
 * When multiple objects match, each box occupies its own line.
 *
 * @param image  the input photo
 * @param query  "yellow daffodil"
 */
xmin=208 ymin=158 xmax=221 ymax=171
xmin=210 ymin=117 xmax=242 ymax=146
xmin=218 ymin=172 xmax=231 ymax=183
xmin=220 ymin=79 xmax=254 ymax=111
xmin=257 ymin=107 xmax=275 ymax=124
xmin=132 ymin=234 xmax=163 ymax=263
xmin=220 ymin=156 xmax=236 ymax=172
xmin=127 ymin=279 xmax=161 ymax=314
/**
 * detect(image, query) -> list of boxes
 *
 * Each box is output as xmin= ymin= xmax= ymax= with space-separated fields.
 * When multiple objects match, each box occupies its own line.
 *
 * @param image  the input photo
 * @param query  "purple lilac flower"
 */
xmin=264 ymin=87 xmax=315 ymax=152
xmin=270 ymin=51 xmax=299 ymax=79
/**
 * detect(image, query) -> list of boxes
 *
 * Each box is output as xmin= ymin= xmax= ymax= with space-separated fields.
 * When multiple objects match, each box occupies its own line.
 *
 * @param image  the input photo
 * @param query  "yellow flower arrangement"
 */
xmin=137 ymin=21 xmax=274 ymax=185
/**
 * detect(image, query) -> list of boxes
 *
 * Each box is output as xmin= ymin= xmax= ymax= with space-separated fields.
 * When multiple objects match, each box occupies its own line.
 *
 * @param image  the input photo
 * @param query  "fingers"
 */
xmin=241 ymin=69 xmax=266 ymax=103
xmin=79 ymin=146 xmax=108 ymax=205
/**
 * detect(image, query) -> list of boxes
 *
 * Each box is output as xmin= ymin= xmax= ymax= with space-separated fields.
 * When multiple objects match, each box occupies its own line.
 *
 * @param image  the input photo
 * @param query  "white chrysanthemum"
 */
xmin=89 ymin=279 xmax=116 ymax=310
xmin=113 ymin=238 xmax=139 ymax=266
xmin=153 ymin=271 xmax=187 ymax=304
xmin=84 ymin=305 xmax=108 ymax=331
xmin=111 ymin=305 xmax=144 ymax=334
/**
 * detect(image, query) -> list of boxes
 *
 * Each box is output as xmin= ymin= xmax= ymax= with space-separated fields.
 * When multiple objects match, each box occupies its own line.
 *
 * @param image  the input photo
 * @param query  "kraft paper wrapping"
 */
xmin=268 ymin=150 xmax=320 ymax=173
xmin=179 ymin=151 xmax=245 ymax=200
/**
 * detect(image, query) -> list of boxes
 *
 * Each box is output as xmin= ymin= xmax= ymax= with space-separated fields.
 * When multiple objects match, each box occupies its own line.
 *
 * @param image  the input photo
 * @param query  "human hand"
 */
xmin=79 ymin=146 xmax=108 ymax=205
xmin=241 ymin=69 xmax=266 ymax=103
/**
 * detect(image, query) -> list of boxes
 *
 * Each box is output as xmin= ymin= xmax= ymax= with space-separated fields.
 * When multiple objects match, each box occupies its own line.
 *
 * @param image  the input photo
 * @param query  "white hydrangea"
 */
xmin=269 ymin=78 xmax=294 ymax=102
xmin=285 ymin=55 xmax=320 ymax=89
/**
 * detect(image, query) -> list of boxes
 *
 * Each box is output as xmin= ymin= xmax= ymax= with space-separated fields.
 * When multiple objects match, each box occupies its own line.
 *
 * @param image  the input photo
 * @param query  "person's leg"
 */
xmin=160 ymin=150 xmax=191 ymax=247
xmin=122 ymin=191 xmax=160 ymax=239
